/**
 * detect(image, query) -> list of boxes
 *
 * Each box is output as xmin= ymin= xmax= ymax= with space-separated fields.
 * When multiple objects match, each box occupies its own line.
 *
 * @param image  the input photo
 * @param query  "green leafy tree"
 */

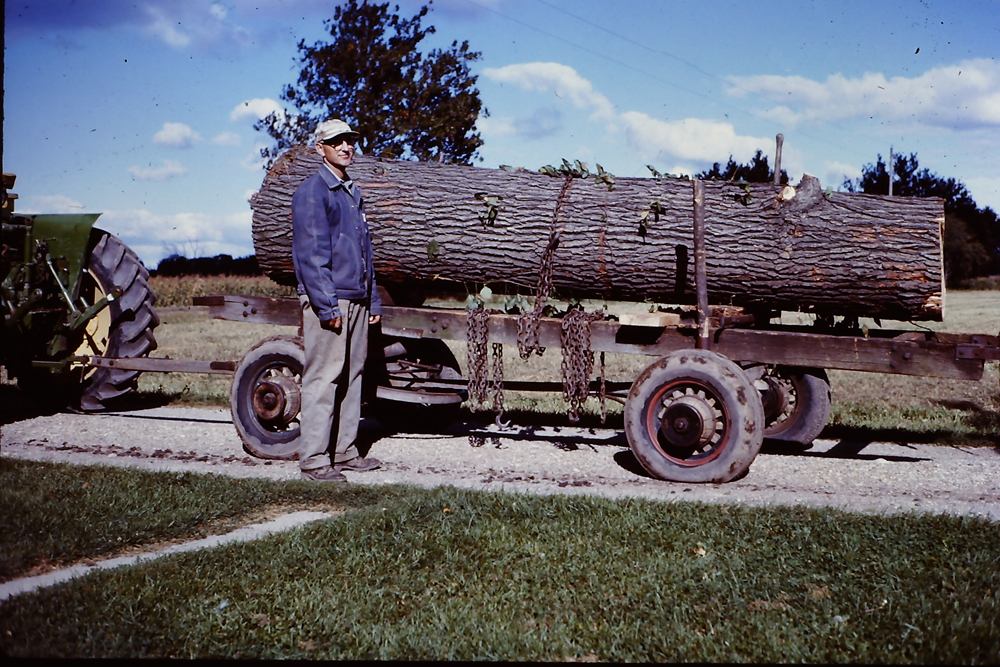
xmin=843 ymin=153 xmax=999 ymax=286
xmin=256 ymin=1 xmax=487 ymax=165
xmin=696 ymin=150 xmax=788 ymax=184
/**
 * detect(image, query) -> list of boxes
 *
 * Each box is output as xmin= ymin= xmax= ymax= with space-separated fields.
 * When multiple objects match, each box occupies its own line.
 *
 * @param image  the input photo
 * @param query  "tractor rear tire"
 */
xmin=76 ymin=230 xmax=160 ymax=411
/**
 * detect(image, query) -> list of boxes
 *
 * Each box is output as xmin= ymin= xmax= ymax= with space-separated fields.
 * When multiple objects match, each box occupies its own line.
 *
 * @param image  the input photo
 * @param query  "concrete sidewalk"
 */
xmin=0 ymin=511 xmax=335 ymax=602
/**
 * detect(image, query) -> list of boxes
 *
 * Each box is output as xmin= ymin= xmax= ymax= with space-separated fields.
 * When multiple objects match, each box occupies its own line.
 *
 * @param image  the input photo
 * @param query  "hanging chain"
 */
xmin=560 ymin=306 xmax=606 ymax=423
xmin=598 ymin=351 xmax=607 ymax=424
xmin=470 ymin=171 xmax=610 ymax=429
xmin=490 ymin=342 xmax=505 ymax=421
xmin=466 ymin=304 xmax=506 ymax=445
xmin=466 ymin=304 xmax=491 ymax=411
xmin=517 ymin=173 xmax=575 ymax=360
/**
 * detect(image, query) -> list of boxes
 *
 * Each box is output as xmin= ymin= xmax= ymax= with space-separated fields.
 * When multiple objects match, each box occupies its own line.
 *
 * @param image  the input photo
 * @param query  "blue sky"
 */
xmin=5 ymin=0 xmax=999 ymax=267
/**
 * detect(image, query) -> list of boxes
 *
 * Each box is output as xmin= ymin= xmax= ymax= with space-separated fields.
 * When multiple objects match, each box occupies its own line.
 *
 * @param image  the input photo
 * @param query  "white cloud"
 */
xmin=483 ymin=62 xmax=773 ymax=171
xmin=137 ymin=2 xmax=254 ymax=54
xmin=728 ymin=58 xmax=1000 ymax=130
xmin=212 ymin=131 xmax=243 ymax=147
xmin=231 ymin=98 xmax=285 ymax=123
xmin=476 ymin=115 xmax=517 ymax=139
xmin=153 ymin=122 xmax=202 ymax=148
xmin=825 ymin=161 xmax=863 ymax=190
xmin=240 ymin=142 xmax=272 ymax=171
xmin=145 ymin=6 xmax=192 ymax=47
xmin=128 ymin=159 xmax=188 ymax=182
xmin=14 ymin=194 xmax=88 ymax=214
xmin=483 ymin=62 xmax=617 ymax=122
xmin=99 ymin=208 xmax=254 ymax=266
xmin=618 ymin=112 xmax=769 ymax=165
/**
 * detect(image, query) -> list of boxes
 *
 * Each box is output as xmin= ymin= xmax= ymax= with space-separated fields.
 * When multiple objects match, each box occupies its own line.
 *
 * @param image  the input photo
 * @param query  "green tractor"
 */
xmin=1 ymin=173 xmax=160 ymax=411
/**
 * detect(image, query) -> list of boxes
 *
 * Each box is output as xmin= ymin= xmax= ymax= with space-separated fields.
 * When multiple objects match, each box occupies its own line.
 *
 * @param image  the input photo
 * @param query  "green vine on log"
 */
xmin=639 ymin=200 xmax=668 ymax=237
xmin=646 ymin=165 xmax=690 ymax=180
xmin=474 ymin=192 xmax=503 ymax=227
xmin=427 ymin=239 xmax=441 ymax=261
xmin=539 ymin=158 xmax=616 ymax=191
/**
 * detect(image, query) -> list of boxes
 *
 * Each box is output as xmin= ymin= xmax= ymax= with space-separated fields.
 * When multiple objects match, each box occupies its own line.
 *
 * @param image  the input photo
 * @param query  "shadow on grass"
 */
xmin=818 ymin=423 xmax=999 ymax=448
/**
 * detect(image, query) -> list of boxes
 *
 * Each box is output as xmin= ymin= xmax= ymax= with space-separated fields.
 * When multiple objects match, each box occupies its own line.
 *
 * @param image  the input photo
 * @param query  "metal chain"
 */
xmin=466 ymin=304 xmax=506 ymax=443
xmin=517 ymin=174 xmax=575 ymax=360
xmin=598 ymin=351 xmax=607 ymax=424
xmin=490 ymin=342 xmax=505 ymax=421
xmin=560 ymin=306 xmax=605 ymax=422
xmin=466 ymin=304 xmax=491 ymax=411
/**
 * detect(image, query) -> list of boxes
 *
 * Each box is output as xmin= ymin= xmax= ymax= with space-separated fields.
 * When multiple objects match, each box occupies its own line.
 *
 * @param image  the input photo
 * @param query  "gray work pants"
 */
xmin=298 ymin=295 xmax=369 ymax=471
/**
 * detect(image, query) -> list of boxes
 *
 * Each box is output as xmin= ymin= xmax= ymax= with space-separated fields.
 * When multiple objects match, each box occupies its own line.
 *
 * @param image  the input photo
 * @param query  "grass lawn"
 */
xmin=0 ymin=459 xmax=998 ymax=662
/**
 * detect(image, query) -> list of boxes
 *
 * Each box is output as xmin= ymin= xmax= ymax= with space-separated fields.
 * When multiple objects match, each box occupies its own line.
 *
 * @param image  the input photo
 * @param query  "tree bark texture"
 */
xmin=252 ymin=147 xmax=945 ymax=321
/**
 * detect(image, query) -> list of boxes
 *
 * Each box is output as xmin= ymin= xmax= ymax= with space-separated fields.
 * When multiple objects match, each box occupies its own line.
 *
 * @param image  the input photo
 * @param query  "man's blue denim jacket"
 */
xmin=291 ymin=164 xmax=382 ymax=321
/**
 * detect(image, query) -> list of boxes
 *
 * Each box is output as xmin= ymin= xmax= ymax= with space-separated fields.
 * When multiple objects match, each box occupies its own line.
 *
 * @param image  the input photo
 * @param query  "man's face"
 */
xmin=316 ymin=134 xmax=356 ymax=172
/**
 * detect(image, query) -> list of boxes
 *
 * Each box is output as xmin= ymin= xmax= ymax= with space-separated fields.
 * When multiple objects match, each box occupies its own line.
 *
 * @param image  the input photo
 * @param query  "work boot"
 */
xmin=300 ymin=465 xmax=348 ymax=482
xmin=335 ymin=456 xmax=382 ymax=472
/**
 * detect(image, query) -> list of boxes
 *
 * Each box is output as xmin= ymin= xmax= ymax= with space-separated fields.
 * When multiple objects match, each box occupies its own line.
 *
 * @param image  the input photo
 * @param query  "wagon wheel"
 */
xmin=230 ymin=335 xmax=304 ymax=460
xmin=624 ymin=350 xmax=765 ymax=483
xmin=757 ymin=366 xmax=831 ymax=446
xmin=371 ymin=336 xmax=465 ymax=432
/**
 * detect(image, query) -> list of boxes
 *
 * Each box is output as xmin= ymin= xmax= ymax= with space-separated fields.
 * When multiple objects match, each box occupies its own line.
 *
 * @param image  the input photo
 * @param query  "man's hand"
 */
xmin=369 ymin=314 xmax=381 ymax=325
xmin=321 ymin=316 xmax=343 ymax=332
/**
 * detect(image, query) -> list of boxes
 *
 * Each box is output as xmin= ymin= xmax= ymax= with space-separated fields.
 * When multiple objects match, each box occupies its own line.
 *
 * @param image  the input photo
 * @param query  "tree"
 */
xmin=696 ymin=149 xmax=788 ymax=184
xmin=256 ymin=1 xmax=487 ymax=166
xmin=843 ymin=152 xmax=999 ymax=285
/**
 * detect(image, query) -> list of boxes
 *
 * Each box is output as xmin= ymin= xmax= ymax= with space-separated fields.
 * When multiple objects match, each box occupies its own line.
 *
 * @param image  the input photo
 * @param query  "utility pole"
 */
xmin=888 ymin=146 xmax=894 ymax=196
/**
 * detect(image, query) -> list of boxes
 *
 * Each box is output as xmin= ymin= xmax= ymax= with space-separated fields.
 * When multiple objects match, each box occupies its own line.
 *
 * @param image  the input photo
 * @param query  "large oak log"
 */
xmin=251 ymin=146 xmax=945 ymax=321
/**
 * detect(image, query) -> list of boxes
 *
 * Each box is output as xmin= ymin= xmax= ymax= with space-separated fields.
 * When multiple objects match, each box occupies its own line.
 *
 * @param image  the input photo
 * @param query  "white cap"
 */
xmin=314 ymin=119 xmax=360 ymax=144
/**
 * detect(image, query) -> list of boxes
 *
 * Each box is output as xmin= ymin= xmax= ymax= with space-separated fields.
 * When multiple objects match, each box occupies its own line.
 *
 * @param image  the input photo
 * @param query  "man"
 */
xmin=292 ymin=119 xmax=383 ymax=482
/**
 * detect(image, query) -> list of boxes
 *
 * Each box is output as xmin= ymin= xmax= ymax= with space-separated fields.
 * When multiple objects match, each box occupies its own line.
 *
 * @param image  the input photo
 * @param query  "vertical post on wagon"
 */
xmin=692 ymin=179 xmax=710 ymax=350
xmin=773 ymin=133 xmax=784 ymax=185
xmin=888 ymin=145 xmax=895 ymax=197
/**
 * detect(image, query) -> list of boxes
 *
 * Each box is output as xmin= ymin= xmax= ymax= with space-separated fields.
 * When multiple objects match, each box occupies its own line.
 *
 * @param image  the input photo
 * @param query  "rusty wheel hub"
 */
xmin=252 ymin=375 xmax=300 ymax=424
xmin=658 ymin=392 xmax=720 ymax=450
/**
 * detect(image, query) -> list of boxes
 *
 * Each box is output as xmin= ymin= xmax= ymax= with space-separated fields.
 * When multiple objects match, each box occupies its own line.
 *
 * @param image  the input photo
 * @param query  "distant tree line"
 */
xmin=153 ymin=254 xmax=261 ymax=277
xmin=697 ymin=149 xmax=788 ymax=185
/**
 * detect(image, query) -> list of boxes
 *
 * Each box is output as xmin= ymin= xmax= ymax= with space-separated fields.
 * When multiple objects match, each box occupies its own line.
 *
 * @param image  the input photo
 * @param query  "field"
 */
xmin=140 ymin=278 xmax=999 ymax=445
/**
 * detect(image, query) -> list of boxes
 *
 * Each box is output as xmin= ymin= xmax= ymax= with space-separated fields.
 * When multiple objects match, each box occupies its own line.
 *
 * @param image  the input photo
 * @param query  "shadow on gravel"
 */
xmin=104 ymin=412 xmax=235 ymax=425
xmin=1 ymin=386 xmax=183 ymax=427
xmin=612 ymin=449 xmax=656 ymax=478
xmin=103 ymin=390 xmax=181 ymax=412
xmin=762 ymin=437 xmax=931 ymax=463
xmin=0 ymin=385 xmax=52 ymax=426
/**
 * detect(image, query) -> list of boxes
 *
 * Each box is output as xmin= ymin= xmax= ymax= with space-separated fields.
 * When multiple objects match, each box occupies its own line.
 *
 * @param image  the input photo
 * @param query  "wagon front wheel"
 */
xmin=624 ymin=350 xmax=765 ymax=483
xmin=230 ymin=334 xmax=304 ymax=460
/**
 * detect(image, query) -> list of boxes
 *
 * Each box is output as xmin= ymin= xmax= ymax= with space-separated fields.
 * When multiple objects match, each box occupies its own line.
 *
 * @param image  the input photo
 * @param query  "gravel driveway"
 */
xmin=4 ymin=404 xmax=998 ymax=521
